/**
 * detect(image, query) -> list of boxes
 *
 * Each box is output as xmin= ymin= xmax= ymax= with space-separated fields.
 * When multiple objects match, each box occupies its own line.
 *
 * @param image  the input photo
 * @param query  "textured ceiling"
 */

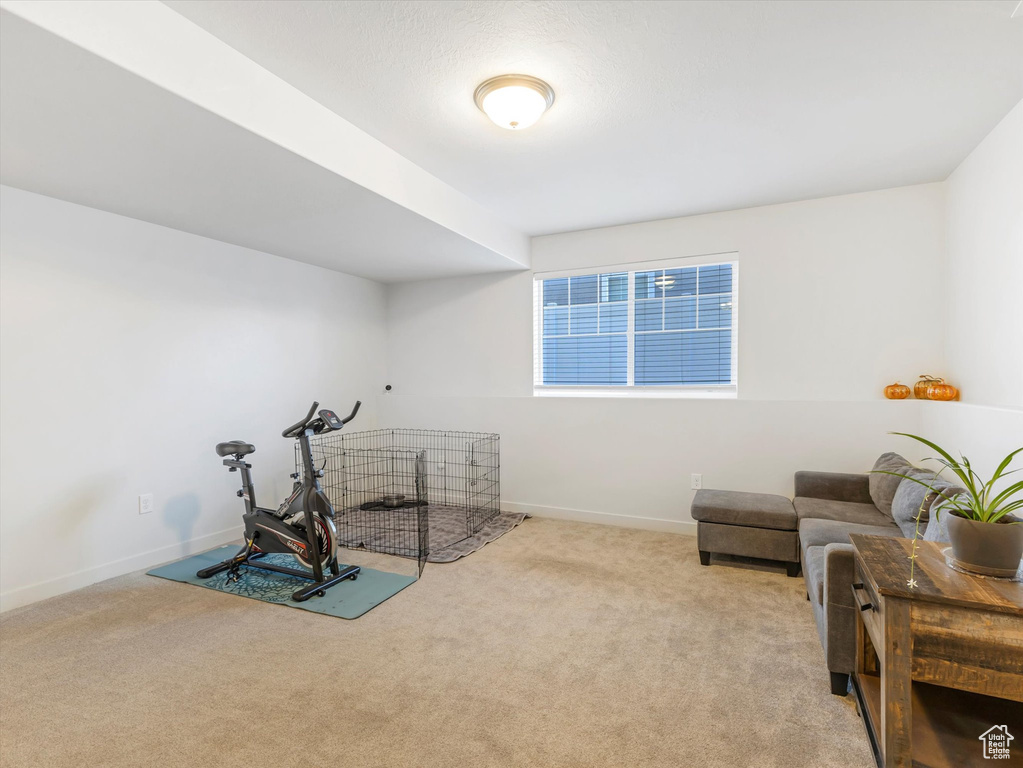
xmin=0 ymin=9 xmax=518 ymax=283
xmin=165 ymin=0 xmax=1023 ymax=235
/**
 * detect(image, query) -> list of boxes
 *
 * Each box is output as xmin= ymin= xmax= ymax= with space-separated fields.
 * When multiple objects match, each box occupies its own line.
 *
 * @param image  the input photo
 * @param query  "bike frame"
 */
xmin=198 ymin=400 xmax=362 ymax=601
xmin=297 ymin=426 xmax=327 ymax=583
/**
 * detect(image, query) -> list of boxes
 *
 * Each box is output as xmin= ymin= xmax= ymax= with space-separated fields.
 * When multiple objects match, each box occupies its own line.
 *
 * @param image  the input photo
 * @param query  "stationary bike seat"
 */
xmin=216 ymin=441 xmax=255 ymax=457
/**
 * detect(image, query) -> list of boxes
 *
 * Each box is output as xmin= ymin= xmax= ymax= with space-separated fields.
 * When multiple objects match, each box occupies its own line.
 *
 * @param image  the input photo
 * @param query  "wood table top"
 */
xmin=850 ymin=534 xmax=1023 ymax=616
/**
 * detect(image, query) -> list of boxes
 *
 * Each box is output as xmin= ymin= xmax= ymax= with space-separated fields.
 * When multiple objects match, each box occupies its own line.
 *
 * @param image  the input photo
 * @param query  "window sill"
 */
xmin=533 ymin=387 xmax=737 ymax=399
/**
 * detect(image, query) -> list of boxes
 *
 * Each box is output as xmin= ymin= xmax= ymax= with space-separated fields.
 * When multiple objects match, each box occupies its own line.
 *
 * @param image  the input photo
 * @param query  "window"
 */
xmin=533 ymin=256 xmax=737 ymax=396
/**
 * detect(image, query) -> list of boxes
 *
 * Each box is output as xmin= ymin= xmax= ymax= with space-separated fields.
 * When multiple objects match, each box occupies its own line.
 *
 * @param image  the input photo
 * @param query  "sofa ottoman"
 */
xmin=691 ymin=489 xmax=801 ymax=576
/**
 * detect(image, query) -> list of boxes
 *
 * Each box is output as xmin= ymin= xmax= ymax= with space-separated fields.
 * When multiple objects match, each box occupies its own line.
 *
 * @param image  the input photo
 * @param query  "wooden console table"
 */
xmin=849 ymin=535 xmax=1023 ymax=768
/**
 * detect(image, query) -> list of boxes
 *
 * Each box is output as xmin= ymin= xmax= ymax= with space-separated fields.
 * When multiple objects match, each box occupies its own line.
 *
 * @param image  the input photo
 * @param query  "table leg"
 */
xmin=881 ymin=597 xmax=912 ymax=767
xmin=856 ymin=603 xmax=879 ymax=677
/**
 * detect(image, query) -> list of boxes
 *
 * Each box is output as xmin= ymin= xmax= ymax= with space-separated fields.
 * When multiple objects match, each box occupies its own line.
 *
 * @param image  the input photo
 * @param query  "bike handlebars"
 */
xmin=282 ymin=400 xmax=360 ymax=438
xmin=282 ymin=401 xmax=320 ymax=438
xmin=339 ymin=401 xmax=361 ymax=425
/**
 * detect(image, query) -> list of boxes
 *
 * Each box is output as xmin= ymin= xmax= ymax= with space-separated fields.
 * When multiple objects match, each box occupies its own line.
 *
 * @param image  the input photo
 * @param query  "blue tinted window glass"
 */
xmin=698 ymin=264 xmax=732 ymax=295
xmin=681 ymin=330 xmax=732 ymax=383
xmin=635 ymin=271 xmax=661 ymax=299
xmin=600 ymin=272 xmax=628 ymax=302
xmin=543 ymin=278 xmax=568 ymax=306
xmin=635 ymin=333 xmax=683 ymax=385
xmin=570 ymin=305 xmax=598 ymax=335
xmin=663 ymin=268 xmax=697 ymax=297
xmin=634 ymin=299 xmax=663 ymax=331
xmin=664 ymin=297 xmax=697 ymax=330
xmin=541 ymin=263 xmax=733 ymax=388
xmin=570 ymin=275 xmax=598 ymax=305
xmin=543 ymin=335 xmax=627 ymax=385
xmin=698 ymin=293 xmax=732 ymax=328
xmin=543 ymin=306 xmax=568 ymax=336
xmin=635 ymin=330 xmax=732 ymax=385
xmin=599 ymin=303 xmax=627 ymax=334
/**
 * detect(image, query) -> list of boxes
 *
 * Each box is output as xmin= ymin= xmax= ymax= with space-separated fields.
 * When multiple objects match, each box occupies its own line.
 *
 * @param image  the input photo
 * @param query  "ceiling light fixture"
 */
xmin=473 ymin=74 xmax=555 ymax=130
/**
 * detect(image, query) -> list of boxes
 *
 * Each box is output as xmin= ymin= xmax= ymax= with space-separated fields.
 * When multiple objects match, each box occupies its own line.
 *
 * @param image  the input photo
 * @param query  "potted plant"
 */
xmin=879 ymin=434 xmax=1022 ymax=580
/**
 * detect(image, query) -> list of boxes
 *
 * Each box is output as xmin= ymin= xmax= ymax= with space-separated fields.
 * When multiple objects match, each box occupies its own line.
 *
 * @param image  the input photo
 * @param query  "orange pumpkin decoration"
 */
xmin=914 ymin=375 xmax=941 ymax=399
xmin=926 ymin=382 xmax=959 ymax=401
xmin=883 ymin=382 xmax=911 ymax=400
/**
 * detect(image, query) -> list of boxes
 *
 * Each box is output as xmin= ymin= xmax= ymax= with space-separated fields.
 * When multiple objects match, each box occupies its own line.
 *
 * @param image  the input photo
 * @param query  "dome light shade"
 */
xmin=474 ymin=75 xmax=555 ymax=130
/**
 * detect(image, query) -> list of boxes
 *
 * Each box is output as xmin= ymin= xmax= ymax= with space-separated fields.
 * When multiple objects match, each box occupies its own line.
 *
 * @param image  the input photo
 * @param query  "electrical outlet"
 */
xmin=138 ymin=493 xmax=154 ymax=515
xmin=691 ymin=474 xmax=703 ymax=490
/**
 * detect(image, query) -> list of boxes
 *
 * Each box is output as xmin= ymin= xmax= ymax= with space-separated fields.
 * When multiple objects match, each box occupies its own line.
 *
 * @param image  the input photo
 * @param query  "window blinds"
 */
xmin=534 ymin=261 xmax=736 ymax=389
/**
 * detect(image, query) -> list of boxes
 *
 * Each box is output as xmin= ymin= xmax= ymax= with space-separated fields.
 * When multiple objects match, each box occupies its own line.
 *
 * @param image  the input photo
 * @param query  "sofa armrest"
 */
xmin=823 ymin=543 xmax=857 ymax=610
xmin=794 ymin=471 xmax=872 ymax=504
xmin=822 ymin=543 xmax=859 ymax=675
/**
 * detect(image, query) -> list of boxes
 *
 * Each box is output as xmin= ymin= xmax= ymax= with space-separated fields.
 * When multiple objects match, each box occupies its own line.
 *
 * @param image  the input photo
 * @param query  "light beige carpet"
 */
xmin=0 ymin=519 xmax=871 ymax=767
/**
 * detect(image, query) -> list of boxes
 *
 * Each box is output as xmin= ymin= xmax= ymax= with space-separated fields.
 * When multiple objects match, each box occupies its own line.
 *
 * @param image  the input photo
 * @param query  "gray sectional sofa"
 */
xmin=692 ymin=452 xmax=960 ymax=696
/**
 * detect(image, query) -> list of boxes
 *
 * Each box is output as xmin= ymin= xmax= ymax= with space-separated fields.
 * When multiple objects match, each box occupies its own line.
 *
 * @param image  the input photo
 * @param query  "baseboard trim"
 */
xmin=0 ymin=525 xmax=243 ymax=613
xmin=503 ymin=501 xmax=697 ymax=536
xmin=2 ymin=507 xmax=695 ymax=612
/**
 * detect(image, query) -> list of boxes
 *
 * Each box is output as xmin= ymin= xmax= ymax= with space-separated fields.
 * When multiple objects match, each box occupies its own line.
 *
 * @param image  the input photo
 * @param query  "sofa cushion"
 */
xmin=798 ymin=517 xmax=903 ymax=555
xmin=923 ymin=492 xmax=966 ymax=544
xmin=794 ymin=496 xmax=894 ymax=527
xmin=891 ymin=469 xmax=961 ymax=538
xmin=793 ymin=471 xmax=872 ymax=504
xmin=868 ymin=452 xmax=912 ymax=517
xmin=804 ymin=545 xmax=827 ymax=605
xmin=690 ymin=489 xmax=797 ymax=530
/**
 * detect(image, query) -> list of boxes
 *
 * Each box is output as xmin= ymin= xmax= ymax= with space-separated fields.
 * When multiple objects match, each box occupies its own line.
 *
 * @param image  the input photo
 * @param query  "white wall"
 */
xmin=379 ymin=395 xmax=923 ymax=532
xmin=944 ymin=99 xmax=1023 ymax=410
xmin=382 ymin=184 xmax=948 ymax=529
xmin=918 ymin=402 xmax=1023 ymax=498
xmin=0 ymin=186 xmax=386 ymax=610
xmin=388 ymin=184 xmax=946 ymax=399
xmin=921 ymin=100 xmax=1023 ymax=500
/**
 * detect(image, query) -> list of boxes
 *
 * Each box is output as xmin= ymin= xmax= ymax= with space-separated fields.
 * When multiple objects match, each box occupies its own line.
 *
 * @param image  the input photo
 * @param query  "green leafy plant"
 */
xmin=871 ymin=433 xmax=1023 ymax=587
xmin=883 ymin=433 xmax=1023 ymax=523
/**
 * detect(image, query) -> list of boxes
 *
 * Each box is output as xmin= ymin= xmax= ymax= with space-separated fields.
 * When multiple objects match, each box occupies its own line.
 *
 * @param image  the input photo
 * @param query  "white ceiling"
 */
xmin=165 ymin=0 xmax=1023 ymax=236
xmin=0 ymin=3 xmax=527 ymax=283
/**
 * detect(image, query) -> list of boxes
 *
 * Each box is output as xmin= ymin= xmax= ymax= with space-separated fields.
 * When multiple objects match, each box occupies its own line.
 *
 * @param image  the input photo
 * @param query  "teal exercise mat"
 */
xmin=148 ymin=545 xmax=416 ymax=619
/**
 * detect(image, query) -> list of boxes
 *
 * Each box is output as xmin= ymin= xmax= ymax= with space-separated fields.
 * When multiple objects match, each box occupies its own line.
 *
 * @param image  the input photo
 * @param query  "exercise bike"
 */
xmin=197 ymin=400 xmax=361 ymax=602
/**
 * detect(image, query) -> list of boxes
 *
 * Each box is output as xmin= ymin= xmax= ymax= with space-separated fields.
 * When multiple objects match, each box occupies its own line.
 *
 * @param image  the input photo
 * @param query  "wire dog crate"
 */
xmin=303 ymin=429 xmax=500 ymax=574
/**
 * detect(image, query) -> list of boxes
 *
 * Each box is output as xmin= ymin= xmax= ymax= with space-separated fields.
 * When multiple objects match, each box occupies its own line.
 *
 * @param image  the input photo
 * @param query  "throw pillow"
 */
xmin=923 ymin=492 xmax=965 ymax=544
xmin=890 ymin=470 xmax=959 ymax=538
xmin=869 ymin=452 xmax=912 ymax=517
